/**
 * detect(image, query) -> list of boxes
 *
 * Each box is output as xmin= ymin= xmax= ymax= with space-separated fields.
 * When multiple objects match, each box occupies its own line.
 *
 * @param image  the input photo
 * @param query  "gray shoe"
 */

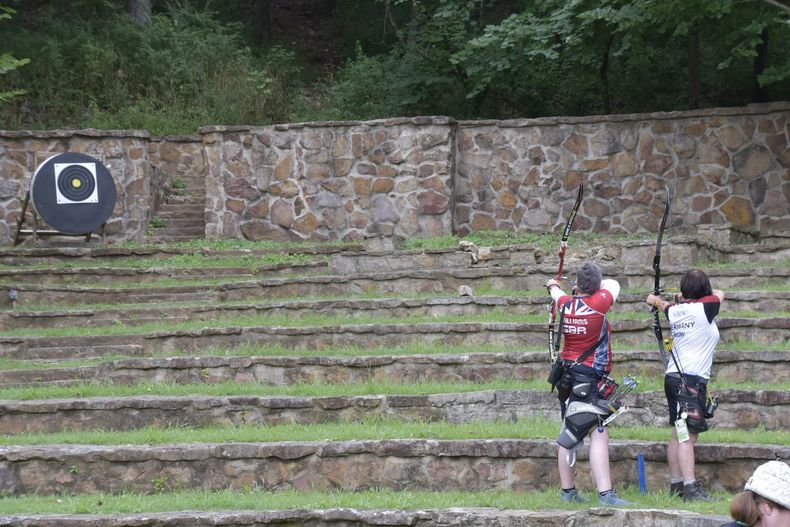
xmin=560 ymin=488 xmax=589 ymax=503
xmin=599 ymin=489 xmax=632 ymax=506
xmin=670 ymin=481 xmax=684 ymax=497
xmin=683 ymin=481 xmax=713 ymax=502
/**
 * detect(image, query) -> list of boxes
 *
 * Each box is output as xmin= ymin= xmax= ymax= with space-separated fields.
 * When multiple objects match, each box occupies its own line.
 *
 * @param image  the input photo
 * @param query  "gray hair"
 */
xmin=576 ymin=262 xmax=602 ymax=295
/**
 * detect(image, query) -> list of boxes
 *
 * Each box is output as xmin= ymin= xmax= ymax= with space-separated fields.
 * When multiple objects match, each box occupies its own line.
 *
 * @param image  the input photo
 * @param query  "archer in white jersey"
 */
xmin=646 ymin=268 xmax=724 ymax=504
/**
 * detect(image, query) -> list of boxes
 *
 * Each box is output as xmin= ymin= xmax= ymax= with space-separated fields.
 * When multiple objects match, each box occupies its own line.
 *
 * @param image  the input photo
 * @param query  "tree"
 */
xmin=0 ymin=4 xmax=29 ymax=104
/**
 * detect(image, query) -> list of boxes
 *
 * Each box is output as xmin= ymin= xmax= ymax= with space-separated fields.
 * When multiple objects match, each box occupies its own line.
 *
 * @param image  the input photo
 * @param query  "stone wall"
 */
xmin=0 ymin=130 xmax=155 ymax=244
xmin=455 ymin=103 xmax=790 ymax=235
xmin=201 ymin=117 xmax=455 ymax=241
xmin=1 ymin=103 xmax=788 ymax=245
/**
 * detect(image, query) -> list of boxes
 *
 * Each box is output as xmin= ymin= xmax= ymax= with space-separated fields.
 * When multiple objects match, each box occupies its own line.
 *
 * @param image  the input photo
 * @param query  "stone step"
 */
xmin=147 ymin=218 xmax=206 ymax=229
xmin=3 ymin=266 xmax=789 ymax=308
xmin=2 ymin=317 xmax=789 ymax=358
xmin=0 ymin=389 xmax=785 ymax=434
xmin=0 ymin=291 xmax=786 ymax=330
xmin=0 ymin=261 xmax=327 ymax=290
xmin=0 ymin=350 xmax=784 ymax=387
xmin=0 ymin=509 xmax=733 ymax=527
xmin=144 ymin=234 xmax=206 ymax=243
xmin=0 ymin=438 xmax=783 ymax=495
xmin=152 ymin=210 xmax=204 ymax=221
xmin=147 ymin=226 xmax=206 ymax=236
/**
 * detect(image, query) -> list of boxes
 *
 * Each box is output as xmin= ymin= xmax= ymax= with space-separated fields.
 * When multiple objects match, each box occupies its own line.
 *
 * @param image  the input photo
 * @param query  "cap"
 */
xmin=744 ymin=460 xmax=790 ymax=509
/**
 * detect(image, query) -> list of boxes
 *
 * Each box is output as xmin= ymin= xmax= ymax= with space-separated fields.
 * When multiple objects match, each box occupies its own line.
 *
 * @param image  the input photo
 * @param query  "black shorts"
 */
xmin=664 ymin=373 xmax=708 ymax=426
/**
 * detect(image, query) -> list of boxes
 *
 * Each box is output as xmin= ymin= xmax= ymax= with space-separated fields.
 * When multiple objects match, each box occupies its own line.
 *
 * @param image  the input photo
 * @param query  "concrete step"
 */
xmin=0 ymin=389 xmax=785 ymax=434
xmin=0 ymin=438 xmax=782 ymax=495
xmin=0 ymin=349 xmax=785 ymax=386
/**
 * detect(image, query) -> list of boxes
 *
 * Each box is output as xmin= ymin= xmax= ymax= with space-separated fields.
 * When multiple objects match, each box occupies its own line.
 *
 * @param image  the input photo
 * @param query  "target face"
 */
xmin=31 ymin=152 xmax=117 ymax=235
xmin=55 ymin=163 xmax=99 ymax=204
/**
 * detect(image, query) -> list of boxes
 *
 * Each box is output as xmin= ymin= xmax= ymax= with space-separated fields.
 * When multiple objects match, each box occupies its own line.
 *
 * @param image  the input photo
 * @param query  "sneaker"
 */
xmin=682 ymin=481 xmax=713 ymax=502
xmin=669 ymin=481 xmax=684 ymax=497
xmin=560 ymin=488 xmax=589 ymax=503
xmin=598 ymin=489 xmax=632 ymax=506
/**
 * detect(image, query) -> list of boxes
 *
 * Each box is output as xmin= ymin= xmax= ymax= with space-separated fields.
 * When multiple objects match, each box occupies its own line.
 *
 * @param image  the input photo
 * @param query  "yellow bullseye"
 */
xmin=71 ymin=178 xmax=81 ymax=188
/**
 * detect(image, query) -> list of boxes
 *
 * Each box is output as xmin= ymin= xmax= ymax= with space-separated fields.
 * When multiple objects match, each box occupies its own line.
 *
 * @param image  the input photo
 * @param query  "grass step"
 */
xmin=1 ymin=318 xmax=788 ymax=364
xmin=0 ymin=349 xmax=784 ymax=388
xmin=0 ymin=387 xmax=786 ymax=434
xmin=2 ymin=291 xmax=788 ymax=330
xmin=0 ymin=435 xmax=783 ymax=495
xmin=3 ymin=265 xmax=790 ymax=308
xmin=0 ymin=500 xmax=734 ymax=525
xmin=0 ymin=261 xmax=327 ymax=289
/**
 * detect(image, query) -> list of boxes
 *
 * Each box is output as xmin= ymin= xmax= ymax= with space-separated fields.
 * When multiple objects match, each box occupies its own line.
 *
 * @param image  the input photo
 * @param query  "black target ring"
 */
xmin=57 ymin=165 xmax=96 ymax=202
xmin=30 ymin=152 xmax=117 ymax=235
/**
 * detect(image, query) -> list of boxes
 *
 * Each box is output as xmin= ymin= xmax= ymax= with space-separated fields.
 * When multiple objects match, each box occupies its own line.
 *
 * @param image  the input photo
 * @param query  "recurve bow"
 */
xmin=652 ymin=186 xmax=673 ymax=369
xmin=548 ymin=180 xmax=584 ymax=363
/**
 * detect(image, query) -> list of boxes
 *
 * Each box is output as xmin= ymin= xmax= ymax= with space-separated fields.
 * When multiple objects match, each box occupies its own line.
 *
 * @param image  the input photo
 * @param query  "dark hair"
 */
xmin=680 ymin=269 xmax=713 ymax=300
xmin=729 ymin=491 xmax=762 ymax=527
xmin=576 ymin=262 xmax=602 ymax=295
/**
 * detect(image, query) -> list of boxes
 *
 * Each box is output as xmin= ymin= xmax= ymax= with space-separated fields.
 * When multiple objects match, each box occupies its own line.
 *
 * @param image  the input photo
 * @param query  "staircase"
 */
xmin=145 ymin=173 xmax=206 ymax=243
xmin=0 ymin=234 xmax=786 ymax=526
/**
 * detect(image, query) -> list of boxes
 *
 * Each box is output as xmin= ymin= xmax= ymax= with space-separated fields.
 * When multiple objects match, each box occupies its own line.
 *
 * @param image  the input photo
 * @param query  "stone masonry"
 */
xmin=1 ymin=102 xmax=788 ymax=244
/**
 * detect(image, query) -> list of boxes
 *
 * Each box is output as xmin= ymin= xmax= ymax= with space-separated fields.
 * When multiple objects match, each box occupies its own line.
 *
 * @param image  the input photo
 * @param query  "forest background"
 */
xmin=1 ymin=0 xmax=789 ymax=136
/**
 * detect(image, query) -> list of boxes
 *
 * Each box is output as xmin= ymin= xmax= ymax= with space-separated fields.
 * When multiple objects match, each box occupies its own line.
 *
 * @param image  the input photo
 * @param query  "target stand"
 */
xmin=14 ymin=152 xmax=117 ymax=246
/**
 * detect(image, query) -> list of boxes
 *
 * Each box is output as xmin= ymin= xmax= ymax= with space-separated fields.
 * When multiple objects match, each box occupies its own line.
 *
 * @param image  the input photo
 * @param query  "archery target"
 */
xmin=31 ymin=152 xmax=117 ymax=235
xmin=55 ymin=162 xmax=99 ymax=204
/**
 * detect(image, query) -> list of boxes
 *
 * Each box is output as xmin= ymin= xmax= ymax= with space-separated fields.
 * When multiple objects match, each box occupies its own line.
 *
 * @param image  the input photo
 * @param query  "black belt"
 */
xmin=667 ymin=372 xmax=707 ymax=385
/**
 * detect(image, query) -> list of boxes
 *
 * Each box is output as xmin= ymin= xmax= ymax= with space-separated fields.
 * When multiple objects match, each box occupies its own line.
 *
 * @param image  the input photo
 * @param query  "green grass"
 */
xmin=118 ymin=239 xmax=355 ymax=251
xmin=0 ymin=377 xmax=786 ymax=401
xmin=3 ymin=309 xmax=788 ymax=338
xmin=0 ymin=487 xmax=732 ymax=516
xmin=1 ymin=417 xmax=786 ymax=446
xmin=402 ymin=230 xmax=654 ymax=252
xmin=0 ymin=252 xmax=322 ymax=272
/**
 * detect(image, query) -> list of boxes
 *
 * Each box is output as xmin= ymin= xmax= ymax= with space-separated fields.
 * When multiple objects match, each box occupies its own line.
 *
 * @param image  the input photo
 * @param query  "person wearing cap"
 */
xmin=720 ymin=460 xmax=790 ymax=527
xmin=547 ymin=261 xmax=630 ymax=507
xmin=646 ymin=269 xmax=724 ymax=502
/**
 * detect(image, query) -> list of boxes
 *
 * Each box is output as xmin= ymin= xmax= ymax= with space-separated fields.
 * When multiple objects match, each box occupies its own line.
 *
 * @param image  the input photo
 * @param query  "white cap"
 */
xmin=744 ymin=460 xmax=790 ymax=509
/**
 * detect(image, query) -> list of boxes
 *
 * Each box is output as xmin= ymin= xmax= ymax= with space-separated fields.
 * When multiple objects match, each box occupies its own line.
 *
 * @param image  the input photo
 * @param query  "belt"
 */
xmin=666 ymin=372 xmax=707 ymax=385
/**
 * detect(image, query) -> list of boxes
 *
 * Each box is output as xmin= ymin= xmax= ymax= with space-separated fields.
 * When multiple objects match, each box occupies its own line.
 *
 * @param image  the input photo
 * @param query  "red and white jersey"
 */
xmin=551 ymin=279 xmax=620 ymax=374
xmin=663 ymin=295 xmax=721 ymax=379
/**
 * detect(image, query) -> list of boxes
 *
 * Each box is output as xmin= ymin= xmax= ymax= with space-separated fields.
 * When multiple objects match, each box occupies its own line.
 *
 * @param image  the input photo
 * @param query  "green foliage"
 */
xmin=0 ymin=5 xmax=29 ymax=104
xmin=0 ymin=0 xmax=788 ymax=130
xmin=0 ymin=2 xmax=302 ymax=133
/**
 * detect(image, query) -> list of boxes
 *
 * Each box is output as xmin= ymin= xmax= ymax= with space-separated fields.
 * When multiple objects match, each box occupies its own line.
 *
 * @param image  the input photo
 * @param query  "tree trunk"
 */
xmin=688 ymin=28 xmax=700 ymax=109
xmin=752 ymin=28 xmax=769 ymax=103
xmin=126 ymin=0 xmax=151 ymax=26
xmin=252 ymin=0 xmax=273 ymax=44
xmin=599 ymin=34 xmax=614 ymax=114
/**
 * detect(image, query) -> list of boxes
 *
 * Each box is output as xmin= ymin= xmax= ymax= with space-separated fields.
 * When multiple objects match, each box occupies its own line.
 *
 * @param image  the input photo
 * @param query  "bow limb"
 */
xmin=651 ymin=186 xmax=672 ymax=369
xmin=548 ymin=181 xmax=584 ymax=362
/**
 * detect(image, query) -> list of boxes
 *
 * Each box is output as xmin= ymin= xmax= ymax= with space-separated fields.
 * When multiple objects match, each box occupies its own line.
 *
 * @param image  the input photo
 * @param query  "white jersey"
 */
xmin=663 ymin=295 xmax=721 ymax=379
